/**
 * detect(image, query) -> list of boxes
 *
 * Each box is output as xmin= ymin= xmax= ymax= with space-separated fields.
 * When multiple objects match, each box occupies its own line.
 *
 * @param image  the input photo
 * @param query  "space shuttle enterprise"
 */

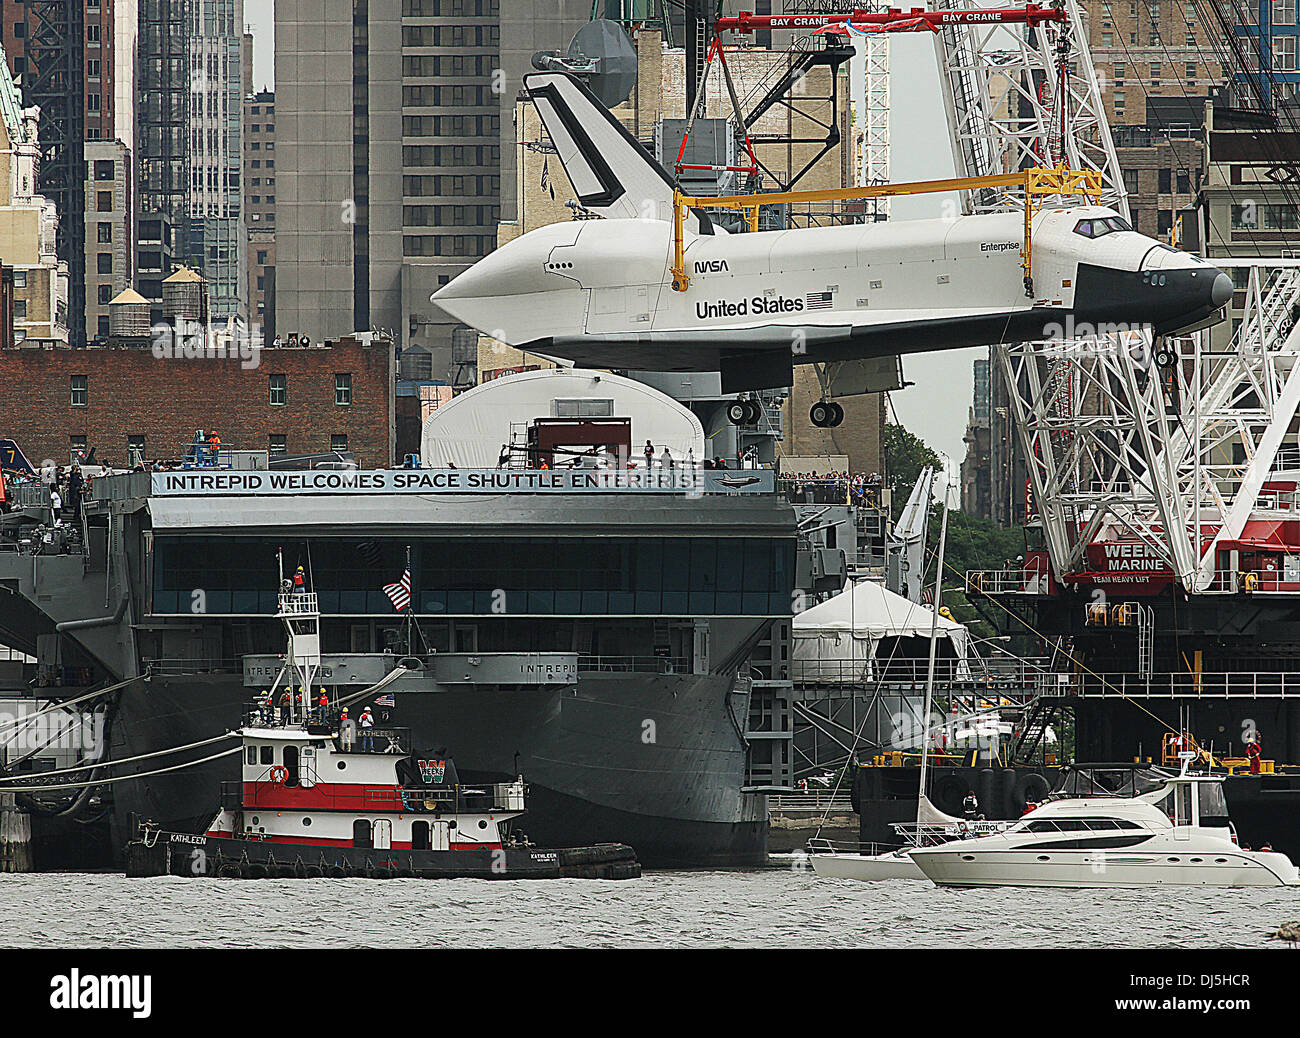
xmin=433 ymin=71 xmax=1231 ymax=427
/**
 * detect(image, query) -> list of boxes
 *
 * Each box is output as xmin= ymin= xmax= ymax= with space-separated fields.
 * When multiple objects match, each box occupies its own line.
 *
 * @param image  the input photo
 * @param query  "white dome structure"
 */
xmin=420 ymin=367 xmax=705 ymax=469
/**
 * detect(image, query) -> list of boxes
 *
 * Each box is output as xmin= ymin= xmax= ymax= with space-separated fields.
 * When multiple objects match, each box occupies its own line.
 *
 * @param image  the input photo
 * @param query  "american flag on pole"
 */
xmin=383 ymin=569 xmax=411 ymax=611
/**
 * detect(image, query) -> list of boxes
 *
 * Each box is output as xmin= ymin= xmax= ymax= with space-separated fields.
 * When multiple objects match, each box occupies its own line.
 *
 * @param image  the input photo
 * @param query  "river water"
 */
xmin=3 ymin=860 xmax=1297 ymax=948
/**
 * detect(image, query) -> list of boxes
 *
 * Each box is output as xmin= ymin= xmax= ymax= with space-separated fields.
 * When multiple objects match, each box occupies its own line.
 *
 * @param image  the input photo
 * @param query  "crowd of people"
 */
xmin=779 ymin=470 xmax=883 ymax=505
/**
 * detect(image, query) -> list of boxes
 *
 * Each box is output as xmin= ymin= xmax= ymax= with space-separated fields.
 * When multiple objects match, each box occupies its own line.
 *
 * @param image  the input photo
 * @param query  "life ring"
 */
xmin=269 ymin=765 xmax=289 ymax=784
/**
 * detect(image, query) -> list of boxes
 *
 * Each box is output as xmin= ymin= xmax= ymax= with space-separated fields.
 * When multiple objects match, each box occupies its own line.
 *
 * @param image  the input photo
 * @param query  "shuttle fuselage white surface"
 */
xmin=432 ymin=72 xmax=1231 ymax=392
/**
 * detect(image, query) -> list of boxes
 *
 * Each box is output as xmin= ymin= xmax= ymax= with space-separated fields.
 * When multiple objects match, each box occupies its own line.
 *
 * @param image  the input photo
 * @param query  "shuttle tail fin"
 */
xmin=523 ymin=72 xmax=695 ymax=229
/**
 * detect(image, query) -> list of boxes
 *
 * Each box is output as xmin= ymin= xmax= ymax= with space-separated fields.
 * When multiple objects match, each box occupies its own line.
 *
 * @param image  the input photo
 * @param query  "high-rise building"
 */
xmin=243 ymin=87 xmax=275 ymax=339
xmin=274 ymin=0 xmax=585 ymax=379
xmin=83 ymin=138 xmax=132 ymax=341
xmin=136 ymin=0 xmax=243 ymax=323
xmin=186 ymin=0 xmax=245 ymax=320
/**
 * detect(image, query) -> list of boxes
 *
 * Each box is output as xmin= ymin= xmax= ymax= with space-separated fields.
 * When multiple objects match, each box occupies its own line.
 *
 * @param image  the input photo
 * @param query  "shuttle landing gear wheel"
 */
xmin=1154 ymin=346 xmax=1176 ymax=369
xmin=810 ymin=401 xmax=843 ymax=428
xmin=743 ymin=399 xmax=763 ymax=424
xmin=727 ymin=401 xmax=749 ymax=425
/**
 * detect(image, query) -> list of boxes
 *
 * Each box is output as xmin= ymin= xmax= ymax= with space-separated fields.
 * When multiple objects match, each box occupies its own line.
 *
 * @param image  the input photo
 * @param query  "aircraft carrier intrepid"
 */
xmin=0 ymin=463 xmax=796 ymax=868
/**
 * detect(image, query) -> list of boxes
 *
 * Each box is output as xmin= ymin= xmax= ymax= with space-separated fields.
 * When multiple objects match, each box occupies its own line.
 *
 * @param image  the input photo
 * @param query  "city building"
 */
xmin=959 ymin=356 xmax=993 ymax=519
xmin=83 ymin=138 xmax=132 ymax=342
xmin=185 ymin=0 xmax=245 ymax=320
xmin=274 ymin=0 xmax=585 ymax=380
xmin=1082 ymin=0 xmax=1226 ymax=241
xmin=1233 ymin=0 xmax=1300 ymax=108
xmin=243 ymin=88 xmax=275 ymax=338
xmin=0 ymin=334 xmax=395 ymax=467
xmin=0 ymin=0 xmax=136 ymax=345
xmin=137 ymin=0 xmax=244 ymax=323
xmin=0 ymin=55 xmax=68 ymax=344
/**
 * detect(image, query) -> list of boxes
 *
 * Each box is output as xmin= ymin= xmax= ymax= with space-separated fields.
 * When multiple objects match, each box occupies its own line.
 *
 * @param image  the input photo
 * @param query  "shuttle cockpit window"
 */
xmin=1073 ymin=216 xmax=1134 ymax=238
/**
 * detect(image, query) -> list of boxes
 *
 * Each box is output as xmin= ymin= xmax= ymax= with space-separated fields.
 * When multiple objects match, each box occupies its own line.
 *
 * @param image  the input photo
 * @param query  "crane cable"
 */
xmin=0 ymin=747 xmax=243 ymax=794
xmin=0 ymin=732 xmax=238 ymax=783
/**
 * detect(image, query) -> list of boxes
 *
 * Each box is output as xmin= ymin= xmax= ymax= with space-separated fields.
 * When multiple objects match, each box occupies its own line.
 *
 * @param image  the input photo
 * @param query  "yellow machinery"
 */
xmin=669 ymin=163 xmax=1104 ymax=295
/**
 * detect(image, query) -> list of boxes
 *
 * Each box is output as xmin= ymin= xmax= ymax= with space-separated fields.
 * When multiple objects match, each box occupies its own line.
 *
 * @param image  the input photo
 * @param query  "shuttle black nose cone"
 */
xmin=1212 ymin=272 xmax=1233 ymax=309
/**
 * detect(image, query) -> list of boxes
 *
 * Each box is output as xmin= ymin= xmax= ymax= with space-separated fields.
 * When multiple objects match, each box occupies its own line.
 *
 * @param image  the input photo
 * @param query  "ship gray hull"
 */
xmin=109 ymin=671 xmax=767 ymax=868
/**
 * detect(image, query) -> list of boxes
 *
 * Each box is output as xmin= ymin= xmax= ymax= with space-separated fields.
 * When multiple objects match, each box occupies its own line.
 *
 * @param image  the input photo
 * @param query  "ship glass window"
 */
xmin=353 ymin=819 xmax=373 ymax=848
xmin=246 ymin=747 xmax=257 ymax=765
xmin=149 ymin=535 xmax=795 ymax=617
xmin=260 ymin=746 xmax=273 ymax=765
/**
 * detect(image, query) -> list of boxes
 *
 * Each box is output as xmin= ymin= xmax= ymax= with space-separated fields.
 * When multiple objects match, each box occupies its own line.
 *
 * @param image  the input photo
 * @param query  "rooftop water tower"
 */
xmin=162 ymin=266 xmax=209 ymax=326
xmin=107 ymin=287 xmax=152 ymax=341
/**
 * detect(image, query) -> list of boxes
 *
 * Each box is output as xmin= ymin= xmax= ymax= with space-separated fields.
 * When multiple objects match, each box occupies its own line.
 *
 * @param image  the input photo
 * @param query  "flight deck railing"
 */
xmin=1036 ymin=671 xmax=1300 ymax=698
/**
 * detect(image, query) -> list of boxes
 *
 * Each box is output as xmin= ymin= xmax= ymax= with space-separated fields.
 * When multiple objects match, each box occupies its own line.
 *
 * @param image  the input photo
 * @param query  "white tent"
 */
xmin=793 ymin=579 xmax=970 ymax=682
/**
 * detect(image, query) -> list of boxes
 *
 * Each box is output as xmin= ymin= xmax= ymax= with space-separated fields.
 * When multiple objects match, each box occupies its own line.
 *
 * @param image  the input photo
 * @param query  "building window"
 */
xmin=1276 ymin=36 xmax=1298 ymax=71
xmin=1276 ymin=0 xmax=1297 ymax=25
xmin=87 ymin=59 xmax=100 ymax=78
xmin=1150 ymin=62 xmax=1161 ymax=85
xmin=1158 ymin=168 xmax=1172 ymax=193
xmin=98 ymin=285 xmax=112 ymax=304
xmin=97 ymin=222 xmax=112 ymax=243
xmin=331 ymin=434 xmax=349 ymax=453
xmin=128 ymin=435 xmax=145 ymax=460
xmin=256 ymin=250 xmax=267 ymax=264
xmin=94 ymin=159 xmax=114 ymax=180
xmin=97 ymin=253 xmax=113 ymax=275
xmin=14 ymin=301 xmax=26 ymax=319
xmin=1113 ymin=90 xmax=1125 ymax=115
xmin=71 ymin=375 xmax=88 ymax=407
xmin=86 ymin=24 xmax=100 ymax=43
xmin=87 ymin=93 xmax=101 ymax=112
xmin=335 ymin=373 xmax=353 ymax=405
xmin=97 ymin=191 xmax=113 ymax=212
xmin=269 ymin=373 xmax=286 ymax=406
xmin=268 ymin=434 xmax=286 ymax=455
xmin=1123 ymin=168 xmax=1139 ymax=194
xmin=97 ymin=315 xmax=109 ymax=336
xmin=12 ymin=271 xmax=26 ymax=289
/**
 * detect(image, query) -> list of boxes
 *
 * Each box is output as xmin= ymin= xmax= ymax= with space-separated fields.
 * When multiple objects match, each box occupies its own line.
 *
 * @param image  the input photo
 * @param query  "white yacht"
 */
xmin=809 ymin=797 xmax=1009 ymax=881
xmin=910 ymin=756 xmax=1300 ymax=888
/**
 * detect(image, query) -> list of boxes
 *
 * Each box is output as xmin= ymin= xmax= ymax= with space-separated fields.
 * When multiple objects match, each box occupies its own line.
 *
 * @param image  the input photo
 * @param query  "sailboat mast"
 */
xmin=917 ymin=484 xmax=951 ymax=829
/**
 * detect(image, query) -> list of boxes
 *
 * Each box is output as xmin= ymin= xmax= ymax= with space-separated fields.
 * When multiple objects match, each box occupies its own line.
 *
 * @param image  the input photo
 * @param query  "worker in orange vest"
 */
xmin=317 ymin=688 xmax=329 ymax=724
xmin=1247 ymin=738 xmax=1263 ymax=775
xmin=293 ymin=565 xmax=305 ymax=594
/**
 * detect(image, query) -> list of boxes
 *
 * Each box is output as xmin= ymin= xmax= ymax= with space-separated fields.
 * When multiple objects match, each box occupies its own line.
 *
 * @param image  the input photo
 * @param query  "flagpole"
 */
xmin=405 ymin=544 xmax=413 ymax=655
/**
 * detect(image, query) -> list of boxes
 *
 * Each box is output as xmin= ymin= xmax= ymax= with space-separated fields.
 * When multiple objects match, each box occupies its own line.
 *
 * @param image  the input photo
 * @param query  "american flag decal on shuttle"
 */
xmin=807 ymin=291 xmax=834 ymax=310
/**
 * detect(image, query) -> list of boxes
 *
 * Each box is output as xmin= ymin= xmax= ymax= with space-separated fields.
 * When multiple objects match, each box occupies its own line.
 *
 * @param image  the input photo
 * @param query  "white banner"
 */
xmin=149 ymin=468 xmax=773 ymax=496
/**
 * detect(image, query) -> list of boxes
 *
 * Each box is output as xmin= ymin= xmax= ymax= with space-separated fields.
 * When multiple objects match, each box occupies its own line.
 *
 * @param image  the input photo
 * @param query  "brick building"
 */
xmin=0 ymin=335 xmax=395 ymax=468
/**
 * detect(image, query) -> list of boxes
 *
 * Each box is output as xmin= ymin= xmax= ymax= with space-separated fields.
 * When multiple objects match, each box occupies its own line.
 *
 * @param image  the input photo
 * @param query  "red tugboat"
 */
xmin=126 ymin=585 xmax=639 ymax=881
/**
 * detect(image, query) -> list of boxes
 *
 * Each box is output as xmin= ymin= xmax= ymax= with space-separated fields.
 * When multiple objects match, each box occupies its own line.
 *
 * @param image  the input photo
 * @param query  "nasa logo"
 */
xmin=694 ymin=259 xmax=729 ymax=273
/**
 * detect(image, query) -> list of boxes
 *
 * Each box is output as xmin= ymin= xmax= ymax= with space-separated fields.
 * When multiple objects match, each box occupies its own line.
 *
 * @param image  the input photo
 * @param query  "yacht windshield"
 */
xmin=1198 ymin=782 xmax=1230 ymax=822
